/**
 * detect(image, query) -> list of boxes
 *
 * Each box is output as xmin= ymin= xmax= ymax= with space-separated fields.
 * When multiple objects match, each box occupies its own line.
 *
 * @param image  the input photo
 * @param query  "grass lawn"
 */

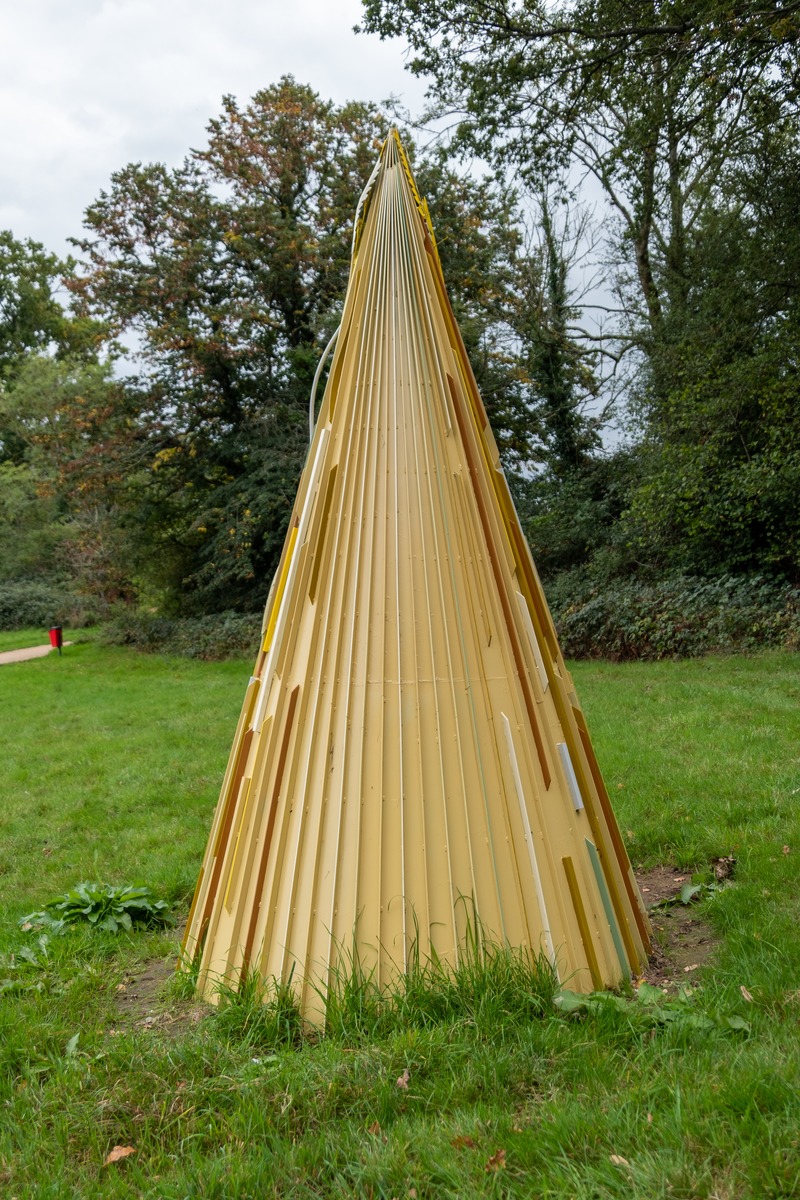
xmin=0 ymin=644 xmax=798 ymax=1198
xmin=0 ymin=627 xmax=101 ymax=654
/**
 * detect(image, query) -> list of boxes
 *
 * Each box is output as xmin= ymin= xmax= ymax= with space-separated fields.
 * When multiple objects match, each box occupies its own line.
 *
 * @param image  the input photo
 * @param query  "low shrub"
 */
xmin=101 ymin=608 xmax=261 ymax=661
xmin=546 ymin=572 xmax=800 ymax=660
xmin=0 ymin=579 xmax=103 ymax=631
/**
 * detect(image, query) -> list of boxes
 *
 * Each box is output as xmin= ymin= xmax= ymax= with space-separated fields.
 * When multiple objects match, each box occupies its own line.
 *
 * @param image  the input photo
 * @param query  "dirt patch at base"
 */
xmin=111 ymin=944 xmax=209 ymax=1037
xmin=635 ymin=865 xmax=721 ymax=991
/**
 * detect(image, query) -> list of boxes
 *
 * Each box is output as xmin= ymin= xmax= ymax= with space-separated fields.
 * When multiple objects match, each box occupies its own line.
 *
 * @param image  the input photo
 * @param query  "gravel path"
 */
xmin=0 ymin=642 xmax=73 ymax=665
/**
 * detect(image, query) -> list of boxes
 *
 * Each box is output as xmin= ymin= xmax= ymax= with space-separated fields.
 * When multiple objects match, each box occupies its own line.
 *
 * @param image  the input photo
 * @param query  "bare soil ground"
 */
xmin=110 ymin=928 xmax=209 ymax=1036
xmin=636 ymin=865 xmax=720 ymax=991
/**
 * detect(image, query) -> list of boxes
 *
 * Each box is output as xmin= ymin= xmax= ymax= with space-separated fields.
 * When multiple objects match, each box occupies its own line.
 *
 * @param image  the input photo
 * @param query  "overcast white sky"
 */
xmin=0 ymin=0 xmax=426 ymax=259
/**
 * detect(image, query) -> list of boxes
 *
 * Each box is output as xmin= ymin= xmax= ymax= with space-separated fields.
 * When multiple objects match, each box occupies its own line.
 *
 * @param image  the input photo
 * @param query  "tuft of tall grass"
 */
xmin=213 ymin=966 xmax=305 ymax=1051
xmin=203 ymin=935 xmax=558 ymax=1052
xmin=319 ymin=935 xmax=558 ymax=1043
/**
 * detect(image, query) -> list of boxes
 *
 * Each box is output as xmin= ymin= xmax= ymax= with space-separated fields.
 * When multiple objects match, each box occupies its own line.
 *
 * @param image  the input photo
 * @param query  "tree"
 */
xmin=621 ymin=125 xmax=800 ymax=578
xmin=360 ymin=1 xmax=798 ymax=353
xmin=360 ymin=0 xmax=800 ymax=582
xmin=1 ymin=232 xmax=101 ymax=464
xmin=0 ymin=233 xmax=113 ymax=599
xmin=68 ymin=79 xmax=390 ymax=612
xmin=1 ymin=233 xmax=64 ymax=379
xmin=414 ymin=151 xmax=540 ymax=466
xmin=0 ymin=232 xmax=76 ymax=381
xmin=69 ymin=77 xmax=567 ymax=612
xmin=0 ymin=354 xmax=144 ymax=600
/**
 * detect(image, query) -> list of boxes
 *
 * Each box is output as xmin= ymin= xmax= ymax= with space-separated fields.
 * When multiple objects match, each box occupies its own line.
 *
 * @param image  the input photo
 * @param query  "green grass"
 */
xmin=0 ymin=625 xmax=100 ymax=653
xmin=0 ymin=642 xmax=242 ymax=916
xmin=0 ymin=627 xmax=43 ymax=652
xmin=0 ymin=645 xmax=799 ymax=1198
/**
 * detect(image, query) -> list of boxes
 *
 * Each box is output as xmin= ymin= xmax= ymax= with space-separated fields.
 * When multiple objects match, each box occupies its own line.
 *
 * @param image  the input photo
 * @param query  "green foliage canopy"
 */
xmin=360 ymin=1 xmax=800 ymax=582
xmin=66 ymin=77 xmax=574 ymax=611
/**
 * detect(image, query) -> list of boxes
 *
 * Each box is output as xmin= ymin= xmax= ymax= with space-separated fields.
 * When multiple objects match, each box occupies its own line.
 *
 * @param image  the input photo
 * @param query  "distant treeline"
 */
xmin=1 ymin=6 xmax=799 ymax=656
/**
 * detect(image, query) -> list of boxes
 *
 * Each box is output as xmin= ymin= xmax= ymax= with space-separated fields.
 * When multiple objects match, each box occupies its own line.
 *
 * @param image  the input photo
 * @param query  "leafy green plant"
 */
xmin=650 ymin=879 xmax=727 ymax=910
xmin=0 ymin=935 xmax=53 ymax=996
xmin=19 ymin=882 xmax=171 ymax=934
xmin=555 ymin=982 xmax=751 ymax=1035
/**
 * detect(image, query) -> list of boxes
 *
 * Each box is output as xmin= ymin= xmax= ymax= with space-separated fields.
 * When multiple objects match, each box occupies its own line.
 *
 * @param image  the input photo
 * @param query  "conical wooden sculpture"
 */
xmin=183 ymin=131 xmax=650 ymax=1015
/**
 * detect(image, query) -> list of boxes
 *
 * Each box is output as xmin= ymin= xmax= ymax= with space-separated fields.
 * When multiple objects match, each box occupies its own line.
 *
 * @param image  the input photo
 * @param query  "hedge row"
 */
xmin=97 ymin=573 xmax=800 ymax=663
xmin=547 ymin=573 xmax=800 ymax=661
xmin=101 ymin=609 xmax=262 ymax=661
xmin=0 ymin=580 xmax=104 ymax=631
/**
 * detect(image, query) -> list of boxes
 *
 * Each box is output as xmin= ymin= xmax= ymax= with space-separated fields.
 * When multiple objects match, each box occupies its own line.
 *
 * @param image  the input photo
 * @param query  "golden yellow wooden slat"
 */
xmin=184 ymin=131 xmax=651 ymax=1016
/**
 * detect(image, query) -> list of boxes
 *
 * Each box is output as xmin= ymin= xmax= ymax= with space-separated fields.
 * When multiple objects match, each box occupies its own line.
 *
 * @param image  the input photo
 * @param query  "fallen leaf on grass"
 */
xmin=782 ymin=845 xmax=790 ymax=855
xmin=713 ymin=854 xmax=736 ymax=880
xmin=104 ymin=1146 xmax=136 ymax=1166
xmin=451 ymin=1135 xmax=477 ymax=1149
xmin=485 ymin=1148 xmax=506 ymax=1172
xmin=683 ymin=964 xmax=699 ymax=972
xmin=740 ymin=985 xmax=754 ymax=1002
xmin=396 ymin=1068 xmax=410 ymax=1090
xmin=367 ymin=1120 xmax=381 ymax=1135
xmin=609 ymin=1155 xmax=630 ymax=1167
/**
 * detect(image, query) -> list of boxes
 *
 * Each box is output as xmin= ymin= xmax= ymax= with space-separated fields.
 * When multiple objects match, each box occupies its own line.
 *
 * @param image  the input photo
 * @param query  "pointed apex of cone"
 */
xmin=384 ymin=125 xmax=405 ymax=156
xmin=349 ymin=127 xmax=438 ymax=271
xmin=183 ymin=134 xmax=651 ymax=1018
